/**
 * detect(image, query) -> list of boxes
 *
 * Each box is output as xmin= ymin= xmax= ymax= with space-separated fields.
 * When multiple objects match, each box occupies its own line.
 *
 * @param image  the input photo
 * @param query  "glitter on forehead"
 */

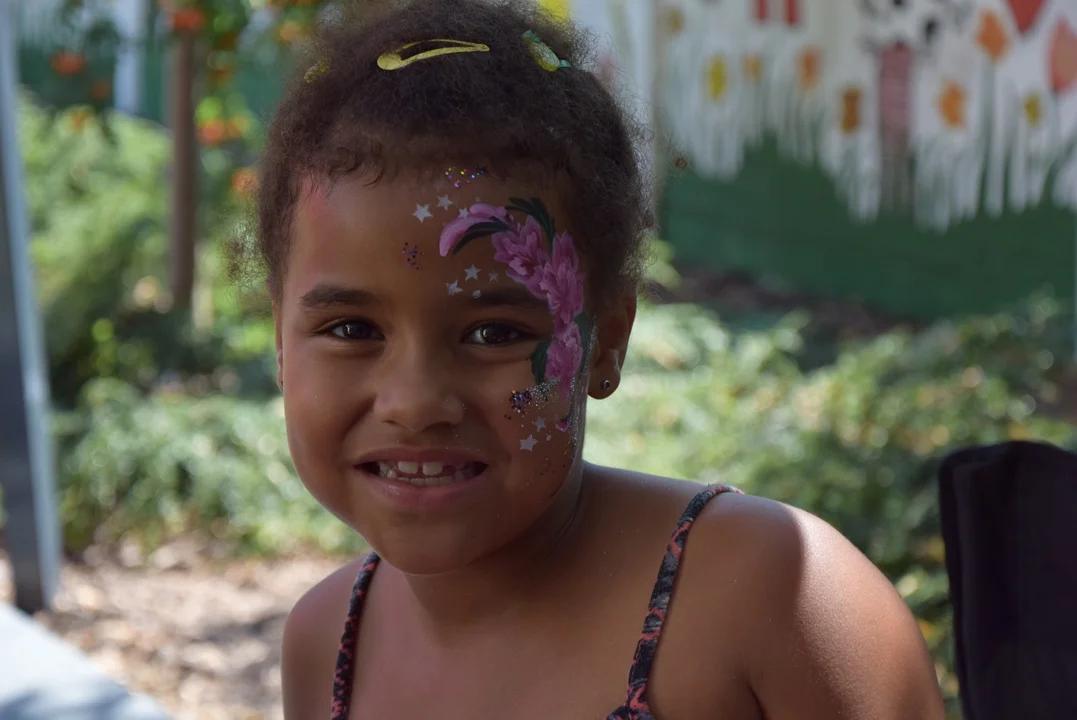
xmin=445 ymin=167 xmax=487 ymax=189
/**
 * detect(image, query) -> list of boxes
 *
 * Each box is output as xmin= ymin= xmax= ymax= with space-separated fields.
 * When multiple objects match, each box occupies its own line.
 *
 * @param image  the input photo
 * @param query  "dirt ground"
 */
xmin=0 ymin=542 xmax=345 ymax=720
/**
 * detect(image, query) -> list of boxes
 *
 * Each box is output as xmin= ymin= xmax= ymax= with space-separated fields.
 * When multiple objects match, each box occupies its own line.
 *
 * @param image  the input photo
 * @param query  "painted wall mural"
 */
xmin=656 ymin=0 xmax=1077 ymax=232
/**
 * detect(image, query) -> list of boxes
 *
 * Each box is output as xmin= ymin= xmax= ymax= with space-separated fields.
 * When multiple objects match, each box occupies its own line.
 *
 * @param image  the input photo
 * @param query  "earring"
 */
xmin=602 ymin=379 xmax=611 ymax=391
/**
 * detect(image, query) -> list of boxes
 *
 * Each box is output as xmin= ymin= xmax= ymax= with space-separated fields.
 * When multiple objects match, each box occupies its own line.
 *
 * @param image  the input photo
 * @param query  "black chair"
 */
xmin=939 ymin=441 xmax=1077 ymax=720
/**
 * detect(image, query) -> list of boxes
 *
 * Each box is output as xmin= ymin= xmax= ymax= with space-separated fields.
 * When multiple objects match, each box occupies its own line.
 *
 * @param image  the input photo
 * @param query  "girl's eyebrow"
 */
xmin=467 ymin=287 xmax=551 ymax=312
xmin=299 ymin=283 xmax=379 ymax=309
xmin=298 ymin=283 xmax=553 ymax=313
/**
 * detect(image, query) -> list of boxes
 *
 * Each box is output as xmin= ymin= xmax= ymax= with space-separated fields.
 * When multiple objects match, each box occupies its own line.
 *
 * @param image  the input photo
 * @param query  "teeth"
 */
xmin=392 ymin=475 xmax=456 ymax=487
xmin=371 ymin=461 xmax=484 ymax=485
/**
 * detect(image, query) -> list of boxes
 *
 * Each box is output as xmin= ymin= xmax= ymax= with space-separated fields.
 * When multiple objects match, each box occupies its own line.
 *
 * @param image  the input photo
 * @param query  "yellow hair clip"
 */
xmin=377 ymin=39 xmax=490 ymax=70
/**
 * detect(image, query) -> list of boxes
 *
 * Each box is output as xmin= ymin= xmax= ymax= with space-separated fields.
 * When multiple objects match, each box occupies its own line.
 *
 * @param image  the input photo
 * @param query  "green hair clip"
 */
xmin=523 ymin=30 xmax=570 ymax=72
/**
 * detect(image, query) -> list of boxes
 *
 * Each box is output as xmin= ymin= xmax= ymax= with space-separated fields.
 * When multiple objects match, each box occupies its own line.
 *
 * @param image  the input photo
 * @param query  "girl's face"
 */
xmin=276 ymin=172 xmax=617 ymax=573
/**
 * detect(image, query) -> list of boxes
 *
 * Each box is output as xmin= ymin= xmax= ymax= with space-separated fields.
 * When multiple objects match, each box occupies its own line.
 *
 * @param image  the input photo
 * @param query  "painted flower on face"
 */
xmin=435 ymin=196 xmax=590 ymax=421
xmin=439 ymin=203 xmax=512 ymax=256
xmin=536 ymin=232 xmax=584 ymax=328
xmin=491 ymin=216 xmax=549 ymax=292
xmin=546 ymin=321 xmax=583 ymax=402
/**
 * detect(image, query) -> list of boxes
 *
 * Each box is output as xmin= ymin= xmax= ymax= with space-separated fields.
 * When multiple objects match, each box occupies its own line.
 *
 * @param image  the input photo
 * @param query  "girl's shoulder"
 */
xmin=595 ymin=470 xmax=945 ymax=718
xmin=281 ymin=556 xmax=369 ymax=720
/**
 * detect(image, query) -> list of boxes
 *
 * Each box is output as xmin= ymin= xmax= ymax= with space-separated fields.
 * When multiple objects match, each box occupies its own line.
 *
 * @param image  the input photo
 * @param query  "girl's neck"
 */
xmin=385 ymin=462 xmax=595 ymax=643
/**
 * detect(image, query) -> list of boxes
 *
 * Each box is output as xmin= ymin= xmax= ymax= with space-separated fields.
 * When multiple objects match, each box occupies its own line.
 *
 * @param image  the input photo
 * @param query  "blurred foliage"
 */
xmin=52 ymin=379 xmax=360 ymax=555
xmin=19 ymin=93 xmax=276 ymax=409
xmin=13 ymin=83 xmax=1077 ymax=720
xmin=23 ymin=0 xmax=334 ymax=120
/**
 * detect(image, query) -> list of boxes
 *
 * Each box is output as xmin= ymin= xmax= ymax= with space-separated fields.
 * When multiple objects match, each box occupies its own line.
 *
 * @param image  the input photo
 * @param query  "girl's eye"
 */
xmin=466 ymin=323 xmax=523 ymax=346
xmin=328 ymin=321 xmax=380 ymax=341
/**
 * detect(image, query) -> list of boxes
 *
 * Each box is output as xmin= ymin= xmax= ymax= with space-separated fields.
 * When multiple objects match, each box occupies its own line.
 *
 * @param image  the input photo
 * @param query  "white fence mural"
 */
xmin=586 ymin=0 xmax=1077 ymax=232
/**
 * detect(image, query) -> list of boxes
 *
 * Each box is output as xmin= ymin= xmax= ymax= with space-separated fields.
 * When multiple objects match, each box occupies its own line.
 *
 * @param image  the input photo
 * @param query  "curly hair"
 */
xmin=236 ymin=0 xmax=652 ymax=311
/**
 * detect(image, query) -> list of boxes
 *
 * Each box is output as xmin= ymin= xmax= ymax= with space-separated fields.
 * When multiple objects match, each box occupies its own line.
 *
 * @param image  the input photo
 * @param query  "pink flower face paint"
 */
xmin=440 ymin=197 xmax=590 ymax=415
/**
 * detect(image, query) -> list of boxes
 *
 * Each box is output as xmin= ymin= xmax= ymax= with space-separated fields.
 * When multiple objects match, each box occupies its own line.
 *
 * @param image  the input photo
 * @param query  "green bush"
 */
xmin=53 ymin=378 xmax=361 ymax=556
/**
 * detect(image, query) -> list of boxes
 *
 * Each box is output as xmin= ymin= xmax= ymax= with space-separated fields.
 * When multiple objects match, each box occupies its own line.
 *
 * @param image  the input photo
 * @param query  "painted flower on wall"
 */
xmin=976 ymin=9 xmax=1010 ymax=64
xmin=707 ymin=57 xmax=729 ymax=101
xmin=666 ymin=7 xmax=685 ymax=35
xmin=1004 ymin=0 xmax=1045 ymax=36
xmin=1023 ymin=92 xmax=1042 ymax=128
xmin=938 ymin=81 xmax=967 ymax=130
xmin=1049 ymin=18 xmax=1077 ymax=96
xmin=841 ymin=87 xmax=862 ymax=135
xmin=798 ymin=48 xmax=822 ymax=93
xmin=743 ymin=55 xmax=762 ymax=84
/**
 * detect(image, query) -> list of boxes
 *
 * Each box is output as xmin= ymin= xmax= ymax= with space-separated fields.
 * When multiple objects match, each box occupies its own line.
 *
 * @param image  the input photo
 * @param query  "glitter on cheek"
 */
xmin=401 ymin=242 xmax=423 ymax=269
xmin=509 ymin=389 xmax=533 ymax=414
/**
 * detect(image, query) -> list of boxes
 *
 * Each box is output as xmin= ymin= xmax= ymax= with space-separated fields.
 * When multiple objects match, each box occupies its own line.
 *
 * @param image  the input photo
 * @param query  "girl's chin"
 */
xmin=365 ymin=533 xmax=496 ymax=576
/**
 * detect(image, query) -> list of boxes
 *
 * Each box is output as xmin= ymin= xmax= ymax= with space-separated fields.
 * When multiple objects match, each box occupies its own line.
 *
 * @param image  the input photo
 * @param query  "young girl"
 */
xmin=246 ymin=0 xmax=946 ymax=717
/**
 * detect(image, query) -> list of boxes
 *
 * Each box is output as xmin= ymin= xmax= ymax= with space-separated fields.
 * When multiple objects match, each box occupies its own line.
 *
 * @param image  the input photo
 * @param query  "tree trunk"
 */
xmin=169 ymin=29 xmax=197 ymax=310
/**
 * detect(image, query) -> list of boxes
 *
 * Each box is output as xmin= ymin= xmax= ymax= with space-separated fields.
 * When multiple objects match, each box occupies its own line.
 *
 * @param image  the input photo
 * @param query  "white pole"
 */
xmin=113 ymin=0 xmax=148 ymax=116
xmin=0 ymin=0 xmax=61 ymax=614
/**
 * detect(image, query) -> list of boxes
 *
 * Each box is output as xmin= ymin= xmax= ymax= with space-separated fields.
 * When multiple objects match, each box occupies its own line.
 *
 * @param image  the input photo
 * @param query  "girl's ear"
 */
xmin=273 ymin=299 xmax=284 ymax=391
xmin=588 ymin=291 xmax=637 ymax=398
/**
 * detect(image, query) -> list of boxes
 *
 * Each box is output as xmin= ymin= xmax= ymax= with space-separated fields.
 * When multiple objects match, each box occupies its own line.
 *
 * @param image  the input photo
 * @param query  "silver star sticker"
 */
xmin=446 ymin=280 xmax=462 ymax=295
xmin=534 ymin=417 xmax=546 ymax=431
xmin=465 ymin=265 xmax=480 ymax=281
xmin=413 ymin=204 xmax=432 ymax=222
xmin=472 ymin=290 xmax=481 ymax=298
xmin=437 ymin=195 xmax=454 ymax=210
xmin=488 ymin=271 xmax=500 ymax=281
xmin=458 ymin=208 xmax=469 ymax=218
xmin=520 ymin=435 xmax=537 ymax=451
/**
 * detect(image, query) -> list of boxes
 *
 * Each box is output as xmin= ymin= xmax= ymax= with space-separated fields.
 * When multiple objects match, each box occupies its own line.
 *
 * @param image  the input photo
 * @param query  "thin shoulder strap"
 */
xmin=330 ymin=552 xmax=381 ymax=720
xmin=621 ymin=485 xmax=743 ymax=713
